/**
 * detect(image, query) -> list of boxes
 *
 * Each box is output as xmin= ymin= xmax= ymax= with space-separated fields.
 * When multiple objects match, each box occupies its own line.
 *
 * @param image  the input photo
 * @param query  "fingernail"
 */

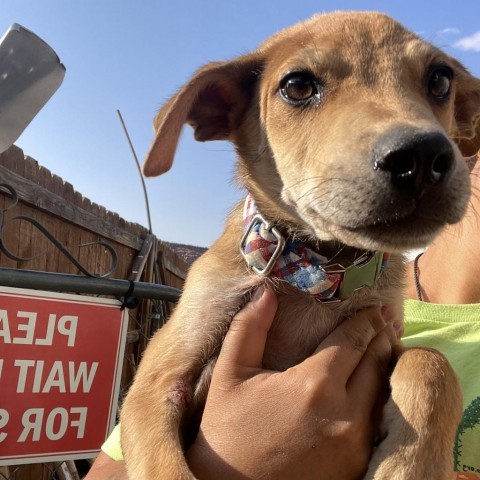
xmin=381 ymin=305 xmax=395 ymax=323
xmin=251 ymin=285 xmax=266 ymax=303
xmin=384 ymin=323 xmax=398 ymax=345
xmin=393 ymin=321 xmax=404 ymax=338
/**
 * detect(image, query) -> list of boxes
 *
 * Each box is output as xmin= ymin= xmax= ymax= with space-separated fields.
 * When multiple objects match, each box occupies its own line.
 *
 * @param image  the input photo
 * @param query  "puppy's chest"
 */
xmin=261 ymin=294 xmax=344 ymax=370
xmin=259 ymin=254 xmax=404 ymax=371
xmin=260 ymin=287 xmax=391 ymax=371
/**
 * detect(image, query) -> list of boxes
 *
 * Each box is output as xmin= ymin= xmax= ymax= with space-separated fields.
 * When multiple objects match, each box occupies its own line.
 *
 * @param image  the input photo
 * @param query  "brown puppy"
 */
xmin=121 ymin=11 xmax=480 ymax=479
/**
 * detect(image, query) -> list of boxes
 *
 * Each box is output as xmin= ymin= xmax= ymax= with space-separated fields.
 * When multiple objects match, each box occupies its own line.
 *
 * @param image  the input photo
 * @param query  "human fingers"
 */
xmin=299 ymin=307 xmax=388 ymax=382
xmin=215 ymin=286 xmax=278 ymax=379
xmin=346 ymin=323 xmax=394 ymax=411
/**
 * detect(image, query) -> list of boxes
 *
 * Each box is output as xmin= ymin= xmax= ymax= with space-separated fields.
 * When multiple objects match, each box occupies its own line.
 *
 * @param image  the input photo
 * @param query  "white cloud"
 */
xmin=438 ymin=27 xmax=460 ymax=35
xmin=454 ymin=31 xmax=480 ymax=51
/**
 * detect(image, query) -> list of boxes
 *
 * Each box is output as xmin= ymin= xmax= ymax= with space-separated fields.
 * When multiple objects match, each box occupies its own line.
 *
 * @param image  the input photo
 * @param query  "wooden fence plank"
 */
xmin=0 ymin=162 xmax=144 ymax=251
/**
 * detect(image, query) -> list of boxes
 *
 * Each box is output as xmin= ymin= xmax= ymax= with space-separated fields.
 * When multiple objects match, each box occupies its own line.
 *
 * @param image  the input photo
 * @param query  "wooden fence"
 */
xmin=0 ymin=145 xmax=192 ymax=479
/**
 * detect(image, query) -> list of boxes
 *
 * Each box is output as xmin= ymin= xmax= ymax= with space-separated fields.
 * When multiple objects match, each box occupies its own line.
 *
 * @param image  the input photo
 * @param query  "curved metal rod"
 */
xmin=0 ymin=183 xmax=18 ymax=205
xmin=0 ymin=184 xmax=117 ymax=278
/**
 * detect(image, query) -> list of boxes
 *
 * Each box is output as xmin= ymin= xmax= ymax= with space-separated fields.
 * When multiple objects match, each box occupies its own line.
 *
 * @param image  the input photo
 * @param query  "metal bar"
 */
xmin=0 ymin=267 xmax=181 ymax=302
xmin=129 ymin=233 xmax=155 ymax=282
xmin=117 ymin=109 xmax=153 ymax=233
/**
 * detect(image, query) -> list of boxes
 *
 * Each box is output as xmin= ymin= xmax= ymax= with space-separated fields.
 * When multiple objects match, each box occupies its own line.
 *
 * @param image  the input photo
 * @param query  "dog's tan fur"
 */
xmin=121 ymin=12 xmax=480 ymax=479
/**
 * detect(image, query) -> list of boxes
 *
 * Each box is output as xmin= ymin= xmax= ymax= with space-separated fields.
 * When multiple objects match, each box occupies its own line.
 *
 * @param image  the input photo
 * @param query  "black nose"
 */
xmin=373 ymin=131 xmax=455 ymax=192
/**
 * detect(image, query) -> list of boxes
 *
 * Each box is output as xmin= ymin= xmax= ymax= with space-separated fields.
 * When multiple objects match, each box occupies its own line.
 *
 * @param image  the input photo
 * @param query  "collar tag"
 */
xmin=336 ymin=251 xmax=384 ymax=300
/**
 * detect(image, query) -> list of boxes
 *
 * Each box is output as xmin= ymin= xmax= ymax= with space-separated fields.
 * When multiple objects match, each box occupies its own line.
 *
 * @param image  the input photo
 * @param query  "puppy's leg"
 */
xmin=120 ymin=268 xmax=259 ymax=480
xmin=366 ymin=347 xmax=462 ymax=480
xmin=121 ymin=321 xmax=202 ymax=479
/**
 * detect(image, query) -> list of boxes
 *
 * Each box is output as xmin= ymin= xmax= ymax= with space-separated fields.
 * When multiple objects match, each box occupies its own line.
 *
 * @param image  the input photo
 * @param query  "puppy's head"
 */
xmin=143 ymin=12 xmax=480 ymax=252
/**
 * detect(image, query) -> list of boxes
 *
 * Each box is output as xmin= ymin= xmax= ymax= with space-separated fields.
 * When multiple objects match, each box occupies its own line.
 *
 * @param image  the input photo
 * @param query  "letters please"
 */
xmin=0 ymin=309 xmax=99 ymax=444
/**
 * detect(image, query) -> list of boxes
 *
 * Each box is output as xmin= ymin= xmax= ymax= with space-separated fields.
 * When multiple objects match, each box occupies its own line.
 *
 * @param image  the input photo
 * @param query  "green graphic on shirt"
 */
xmin=454 ymin=397 xmax=480 ymax=472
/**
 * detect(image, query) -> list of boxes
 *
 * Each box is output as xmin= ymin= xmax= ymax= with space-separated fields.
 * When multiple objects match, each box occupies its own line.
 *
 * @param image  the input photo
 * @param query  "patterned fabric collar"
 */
xmin=240 ymin=194 xmax=389 ymax=302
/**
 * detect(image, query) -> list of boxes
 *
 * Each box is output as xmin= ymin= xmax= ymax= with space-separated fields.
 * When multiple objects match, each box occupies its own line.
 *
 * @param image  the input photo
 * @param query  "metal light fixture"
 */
xmin=0 ymin=23 xmax=65 ymax=153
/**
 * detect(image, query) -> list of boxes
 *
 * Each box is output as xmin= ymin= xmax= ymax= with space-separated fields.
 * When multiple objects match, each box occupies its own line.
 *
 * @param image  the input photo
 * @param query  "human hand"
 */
xmin=187 ymin=286 xmax=395 ymax=479
xmin=84 ymin=450 xmax=128 ymax=479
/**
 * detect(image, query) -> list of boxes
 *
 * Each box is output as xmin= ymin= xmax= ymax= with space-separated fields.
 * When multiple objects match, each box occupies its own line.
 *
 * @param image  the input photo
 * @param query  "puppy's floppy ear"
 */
xmin=142 ymin=54 xmax=263 ymax=177
xmin=452 ymin=62 xmax=480 ymax=157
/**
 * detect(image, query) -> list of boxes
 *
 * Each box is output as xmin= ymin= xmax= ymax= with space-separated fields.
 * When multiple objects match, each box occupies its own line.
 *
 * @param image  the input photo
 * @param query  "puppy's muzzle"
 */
xmin=373 ymin=130 xmax=454 ymax=195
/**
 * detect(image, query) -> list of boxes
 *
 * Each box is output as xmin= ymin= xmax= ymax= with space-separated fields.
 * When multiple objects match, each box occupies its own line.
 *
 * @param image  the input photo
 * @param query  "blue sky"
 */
xmin=2 ymin=0 xmax=480 ymax=247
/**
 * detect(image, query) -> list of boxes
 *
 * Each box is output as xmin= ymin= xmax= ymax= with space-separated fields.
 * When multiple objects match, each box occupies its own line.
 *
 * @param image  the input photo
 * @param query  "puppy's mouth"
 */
xmin=307 ymin=201 xmax=455 ymax=251
xmin=356 ymin=200 xmax=438 ymax=230
xmin=346 ymin=210 xmax=445 ymax=247
xmin=288 ymin=161 xmax=470 ymax=251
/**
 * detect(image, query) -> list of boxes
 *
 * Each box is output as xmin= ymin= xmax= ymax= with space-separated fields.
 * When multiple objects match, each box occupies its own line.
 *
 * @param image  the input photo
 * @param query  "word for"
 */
xmin=0 ymin=407 xmax=87 ymax=443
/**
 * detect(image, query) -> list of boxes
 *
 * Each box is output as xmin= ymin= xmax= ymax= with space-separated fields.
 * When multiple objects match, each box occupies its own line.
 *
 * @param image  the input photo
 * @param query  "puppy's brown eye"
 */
xmin=280 ymin=72 xmax=320 ymax=105
xmin=428 ymin=66 xmax=453 ymax=101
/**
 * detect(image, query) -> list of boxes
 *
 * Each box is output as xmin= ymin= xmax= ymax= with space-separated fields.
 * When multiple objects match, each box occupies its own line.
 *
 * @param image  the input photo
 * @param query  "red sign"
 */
xmin=0 ymin=286 xmax=128 ymax=465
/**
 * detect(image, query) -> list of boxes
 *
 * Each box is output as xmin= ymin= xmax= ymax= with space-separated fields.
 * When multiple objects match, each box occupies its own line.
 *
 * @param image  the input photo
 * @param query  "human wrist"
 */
xmin=186 ymin=440 xmax=239 ymax=480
